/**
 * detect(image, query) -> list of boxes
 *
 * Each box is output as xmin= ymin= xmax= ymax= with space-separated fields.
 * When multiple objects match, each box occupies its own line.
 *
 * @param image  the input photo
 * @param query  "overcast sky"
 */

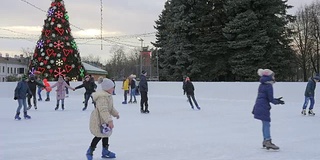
xmin=0 ymin=0 xmax=315 ymax=62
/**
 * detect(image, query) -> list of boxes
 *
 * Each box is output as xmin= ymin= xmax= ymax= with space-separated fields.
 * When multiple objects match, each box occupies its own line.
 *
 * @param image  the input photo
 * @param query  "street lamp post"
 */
xmin=137 ymin=37 xmax=144 ymax=75
xmin=156 ymin=48 xmax=159 ymax=81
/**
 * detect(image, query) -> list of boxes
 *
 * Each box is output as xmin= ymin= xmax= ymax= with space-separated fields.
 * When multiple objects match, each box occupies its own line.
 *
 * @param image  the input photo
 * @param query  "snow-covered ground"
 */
xmin=1 ymin=81 xmax=320 ymax=160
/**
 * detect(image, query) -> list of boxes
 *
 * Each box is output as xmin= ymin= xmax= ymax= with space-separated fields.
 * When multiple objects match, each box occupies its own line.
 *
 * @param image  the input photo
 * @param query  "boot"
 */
xmin=196 ymin=106 xmax=201 ymax=110
xmin=86 ymin=146 xmax=95 ymax=160
xmin=145 ymin=106 xmax=150 ymax=113
xmin=263 ymin=139 xmax=279 ymax=150
xmin=62 ymin=104 xmax=64 ymax=110
xmin=101 ymin=145 xmax=116 ymax=158
xmin=45 ymin=97 xmax=50 ymax=101
xmin=34 ymin=105 xmax=37 ymax=110
xmin=309 ymin=109 xmax=315 ymax=116
xmin=140 ymin=107 xmax=145 ymax=113
xmin=27 ymin=105 xmax=32 ymax=110
xmin=133 ymin=100 xmax=137 ymax=103
xmin=128 ymin=100 xmax=132 ymax=103
xmin=82 ymin=105 xmax=87 ymax=111
xmin=55 ymin=104 xmax=59 ymax=110
xmin=301 ymin=109 xmax=306 ymax=115
xmin=24 ymin=112 xmax=31 ymax=119
xmin=14 ymin=112 xmax=21 ymax=120
xmin=122 ymin=101 xmax=127 ymax=104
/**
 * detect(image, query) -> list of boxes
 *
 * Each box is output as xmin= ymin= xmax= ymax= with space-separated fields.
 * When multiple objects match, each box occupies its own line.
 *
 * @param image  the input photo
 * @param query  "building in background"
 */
xmin=0 ymin=53 xmax=29 ymax=82
xmin=82 ymin=62 xmax=108 ymax=80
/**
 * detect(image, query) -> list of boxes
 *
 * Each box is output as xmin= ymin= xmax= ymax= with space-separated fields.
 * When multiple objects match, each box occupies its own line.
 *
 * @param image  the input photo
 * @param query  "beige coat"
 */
xmin=89 ymin=90 xmax=119 ymax=137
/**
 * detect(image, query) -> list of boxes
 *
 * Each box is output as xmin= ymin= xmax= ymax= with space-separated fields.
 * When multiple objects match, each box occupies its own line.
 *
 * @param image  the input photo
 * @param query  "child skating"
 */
xmin=301 ymin=75 xmax=320 ymax=115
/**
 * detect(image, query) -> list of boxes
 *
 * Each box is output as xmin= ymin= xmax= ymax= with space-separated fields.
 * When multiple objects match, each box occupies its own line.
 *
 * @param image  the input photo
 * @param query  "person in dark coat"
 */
xmin=301 ymin=75 xmax=320 ymax=115
xmin=183 ymin=77 xmax=200 ymax=110
xmin=139 ymin=70 xmax=149 ymax=113
xmin=27 ymin=75 xmax=46 ymax=110
xmin=75 ymin=75 xmax=97 ymax=111
xmin=14 ymin=75 xmax=32 ymax=120
xmin=252 ymin=68 xmax=284 ymax=150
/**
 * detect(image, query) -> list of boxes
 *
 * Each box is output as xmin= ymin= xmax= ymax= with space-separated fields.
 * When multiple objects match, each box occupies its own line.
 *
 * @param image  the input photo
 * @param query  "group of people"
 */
xmin=121 ymin=70 xmax=149 ymax=113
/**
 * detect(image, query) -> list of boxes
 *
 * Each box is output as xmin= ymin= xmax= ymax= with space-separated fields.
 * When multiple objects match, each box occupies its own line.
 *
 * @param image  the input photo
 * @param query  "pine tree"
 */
xmin=29 ymin=0 xmax=85 ymax=81
xmin=223 ymin=0 xmax=295 ymax=81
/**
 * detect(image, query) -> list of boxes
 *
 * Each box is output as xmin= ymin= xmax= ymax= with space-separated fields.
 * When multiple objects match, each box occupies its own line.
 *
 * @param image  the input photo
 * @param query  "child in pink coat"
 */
xmin=50 ymin=76 xmax=75 ymax=110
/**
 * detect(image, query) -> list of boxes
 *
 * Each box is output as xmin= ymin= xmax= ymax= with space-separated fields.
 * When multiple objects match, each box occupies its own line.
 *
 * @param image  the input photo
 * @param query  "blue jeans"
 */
xmin=129 ymin=88 xmax=136 ymax=102
xmin=16 ymin=98 xmax=27 ymax=113
xmin=46 ymin=91 xmax=50 ymax=99
xmin=303 ymin=96 xmax=315 ymax=110
xmin=262 ymin=121 xmax=271 ymax=140
xmin=37 ymin=88 xmax=42 ymax=100
xmin=84 ymin=93 xmax=92 ymax=107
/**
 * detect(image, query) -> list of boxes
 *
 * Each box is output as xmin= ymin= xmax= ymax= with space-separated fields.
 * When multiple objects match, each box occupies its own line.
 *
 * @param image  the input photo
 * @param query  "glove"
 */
xmin=275 ymin=97 xmax=285 ymax=105
xmin=14 ymin=97 xmax=17 ymax=100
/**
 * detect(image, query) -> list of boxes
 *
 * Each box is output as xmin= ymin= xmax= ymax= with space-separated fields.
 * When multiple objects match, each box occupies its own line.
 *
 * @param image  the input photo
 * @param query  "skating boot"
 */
xmin=191 ymin=105 xmax=194 ymax=109
xmin=133 ymin=100 xmax=137 ymax=103
xmin=122 ymin=101 xmax=127 ymax=104
xmin=55 ymin=104 xmax=59 ymax=110
xmin=34 ymin=106 xmax=37 ymax=110
xmin=264 ymin=139 xmax=279 ymax=150
xmin=27 ymin=105 xmax=32 ymax=110
xmin=82 ymin=105 xmax=87 ymax=111
xmin=145 ymin=106 xmax=150 ymax=114
xmin=38 ymin=98 xmax=42 ymax=101
xmin=196 ymin=106 xmax=201 ymax=110
xmin=86 ymin=146 xmax=95 ymax=160
xmin=128 ymin=100 xmax=132 ymax=103
xmin=101 ymin=145 xmax=116 ymax=158
xmin=301 ymin=109 xmax=306 ymax=115
xmin=140 ymin=108 xmax=145 ymax=113
xmin=14 ymin=112 xmax=21 ymax=120
xmin=45 ymin=98 xmax=50 ymax=101
xmin=308 ymin=109 xmax=315 ymax=116
xmin=61 ymin=104 xmax=64 ymax=110
xmin=24 ymin=112 xmax=31 ymax=119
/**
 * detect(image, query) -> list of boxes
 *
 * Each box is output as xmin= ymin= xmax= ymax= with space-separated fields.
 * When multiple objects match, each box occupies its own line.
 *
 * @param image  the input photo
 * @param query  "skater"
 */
xmin=252 ymin=68 xmax=284 ymax=150
xmin=86 ymin=77 xmax=120 ymax=160
xmin=13 ymin=75 xmax=32 ymax=120
xmin=139 ymin=70 xmax=149 ymax=113
xmin=75 ymin=75 xmax=97 ymax=111
xmin=128 ymin=74 xmax=137 ymax=103
xmin=50 ymin=76 xmax=75 ymax=111
xmin=112 ymin=78 xmax=116 ymax=95
xmin=183 ymin=77 xmax=200 ymax=110
xmin=43 ymin=78 xmax=52 ymax=101
xmin=37 ymin=76 xmax=44 ymax=101
xmin=27 ymin=75 xmax=46 ymax=110
xmin=301 ymin=75 xmax=320 ymax=115
xmin=121 ymin=76 xmax=130 ymax=104
xmin=64 ymin=76 xmax=70 ymax=97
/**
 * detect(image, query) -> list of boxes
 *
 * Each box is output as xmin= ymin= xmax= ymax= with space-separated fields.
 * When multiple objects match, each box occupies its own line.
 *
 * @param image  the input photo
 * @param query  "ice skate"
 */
xmin=101 ymin=146 xmax=116 ymax=158
xmin=308 ymin=109 xmax=315 ymax=116
xmin=24 ymin=112 xmax=31 ymax=119
xmin=14 ymin=112 xmax=21 ymax=120
xmin=128 ymin=100 xmax=132 ymax=103
xmin=34 ymin=106 xmax=37 ymax=110
xmin=27 ymin=105 xmax=32 ymax=110
xmin=301 ymin=109 xmax=306 ymax=115
xmin=263 ymin=139 xmax=279 ymax=150
xmin=45 ymin=98 xmax=50 ymax=101
xmin=55 ymin=105 xmax=59 ymax=110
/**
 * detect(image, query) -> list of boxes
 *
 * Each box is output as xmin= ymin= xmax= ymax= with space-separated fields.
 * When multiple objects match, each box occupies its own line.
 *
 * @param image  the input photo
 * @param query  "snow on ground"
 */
xmin=1 ymin=81 xmax=320 ymax=160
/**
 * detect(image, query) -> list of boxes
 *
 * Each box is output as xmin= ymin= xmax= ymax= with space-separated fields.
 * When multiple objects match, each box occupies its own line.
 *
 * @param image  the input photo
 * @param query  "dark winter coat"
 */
xmin=252 ymin=75 xmax=281 ymax=122
xmin=183 ymin=81 xmax=195 ymax=95
xmin=28 ymin=80 xmax=45 ymax=93
xmin=304 ymin=78 xmax=317 ymax=97
xmin=130 ymin=79 xmax=136 ymax=89
xmin=14 ymin=80 xmax=32 ymax=99
xmin=75 ymin=80 xmax=96 ymax=94
xmin=139 ymin=74 xmax=148 ymax=92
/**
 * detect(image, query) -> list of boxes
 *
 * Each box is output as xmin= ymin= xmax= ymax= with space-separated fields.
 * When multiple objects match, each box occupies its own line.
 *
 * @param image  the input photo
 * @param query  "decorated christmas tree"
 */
xmin=29 ymin=0 xmax=85 ymax=81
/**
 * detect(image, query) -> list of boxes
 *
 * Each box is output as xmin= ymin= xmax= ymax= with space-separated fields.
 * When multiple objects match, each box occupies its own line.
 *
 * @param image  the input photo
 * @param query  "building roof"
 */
xmin=82 ymin=62 xmax=108 ymax=75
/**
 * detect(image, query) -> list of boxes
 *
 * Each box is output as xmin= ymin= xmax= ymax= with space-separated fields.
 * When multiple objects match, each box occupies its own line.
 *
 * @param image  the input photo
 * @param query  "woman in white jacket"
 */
xmin=86 ymin=77 xmax=120 ymax=160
